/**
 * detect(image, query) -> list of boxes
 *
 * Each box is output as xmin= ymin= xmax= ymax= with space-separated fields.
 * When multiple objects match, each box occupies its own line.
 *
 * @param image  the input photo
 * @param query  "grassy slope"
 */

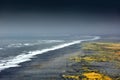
xmin=62 ymin=42 xmax=120 ymax=80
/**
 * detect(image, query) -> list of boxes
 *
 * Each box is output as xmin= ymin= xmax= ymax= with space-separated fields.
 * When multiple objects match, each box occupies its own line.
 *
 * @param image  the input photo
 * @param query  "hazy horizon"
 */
xmin=0 ymin=0 xmax=120 ymax=37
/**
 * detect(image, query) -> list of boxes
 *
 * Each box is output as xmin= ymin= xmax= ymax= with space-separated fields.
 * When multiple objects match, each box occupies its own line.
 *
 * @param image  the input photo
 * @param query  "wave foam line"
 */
xmin=0 ymin=36 xmax=100 ymax=71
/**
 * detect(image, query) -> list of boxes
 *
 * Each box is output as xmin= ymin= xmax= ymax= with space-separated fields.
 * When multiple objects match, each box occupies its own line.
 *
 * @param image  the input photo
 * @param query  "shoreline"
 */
xmin=0 ymin=43 xmax=83 ymax=80
xmin=1 ymin=36 xmax=119 ymax=80
xmin=62 ymin=41 xmax=120 ymax=80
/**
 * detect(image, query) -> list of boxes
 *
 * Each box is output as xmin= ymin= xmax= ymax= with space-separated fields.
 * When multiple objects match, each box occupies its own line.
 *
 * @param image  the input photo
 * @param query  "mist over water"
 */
xmin=0 ymin=13 xmax=120 ymax=37
xmin=0 ymin=1 xmax=120 ymax=80
xmin=0 ymin=0 xmax=120 ymax=37
xmin=0 ymin=36 xmax=100 ymax=72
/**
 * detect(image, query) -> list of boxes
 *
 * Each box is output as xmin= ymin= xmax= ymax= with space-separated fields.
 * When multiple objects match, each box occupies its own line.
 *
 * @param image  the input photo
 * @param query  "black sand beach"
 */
xmin=0 ymin=43 xmax=83 ymax=80
xmin=0 ymin=0 xmax=120 ymax=79
xmin=0 ymin=36 xmax=120 ymax=80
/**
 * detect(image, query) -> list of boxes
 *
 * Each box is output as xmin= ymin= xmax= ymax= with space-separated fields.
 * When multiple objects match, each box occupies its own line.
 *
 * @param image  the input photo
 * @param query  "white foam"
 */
xmin=0 ymin=36 xmax=100 ymax=71
xmin=0 ymin=48 xmax=3 ymax=50
xmin=38 ymin=40 xmax=64 ymax=43
xmin=6 ymin=40 xmax=64 ymax=48
xmin=7 ymin=43 xmax=23 ymax=48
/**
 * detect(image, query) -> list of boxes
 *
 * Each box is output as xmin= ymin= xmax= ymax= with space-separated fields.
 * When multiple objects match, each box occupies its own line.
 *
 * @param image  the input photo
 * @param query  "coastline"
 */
xmin=61 ymin=39 xmax=120 ymax=80
xmin=0 ymin=43 xmax=83 ymax=80
xmin=1 ymin=36 xmax=119 ymax=80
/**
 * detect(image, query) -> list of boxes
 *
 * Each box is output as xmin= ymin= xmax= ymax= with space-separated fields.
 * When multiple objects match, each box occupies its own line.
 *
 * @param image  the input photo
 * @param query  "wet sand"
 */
xmin=0 ymin=44 xmax=82 ymax=80
xmin=0 ymin=36 xmax=120 ymax=80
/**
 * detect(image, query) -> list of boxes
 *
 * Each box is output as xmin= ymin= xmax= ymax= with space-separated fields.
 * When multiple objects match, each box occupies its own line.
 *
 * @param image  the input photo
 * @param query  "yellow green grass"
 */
xmin=62 ymin=42 xmax=120 ymax=80
xmin=62 ymin=69 xmax=112 ymax=80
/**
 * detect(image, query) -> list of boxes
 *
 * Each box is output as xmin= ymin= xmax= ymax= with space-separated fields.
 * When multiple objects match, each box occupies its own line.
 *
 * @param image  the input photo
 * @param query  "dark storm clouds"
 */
xmin=0 ymin=0 xmax=120 ymax=37
xmin=0 ymin=0 xmax=120 ymax=12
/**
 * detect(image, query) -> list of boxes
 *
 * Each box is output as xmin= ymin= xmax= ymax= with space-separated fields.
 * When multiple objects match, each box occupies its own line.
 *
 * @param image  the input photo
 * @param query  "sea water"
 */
xmin=0 ymin=36 xmax=100 ymax=72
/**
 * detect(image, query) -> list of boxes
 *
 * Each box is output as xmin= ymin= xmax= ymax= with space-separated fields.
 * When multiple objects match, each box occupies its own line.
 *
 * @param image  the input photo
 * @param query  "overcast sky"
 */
xmin=0 ymin=0 xmax=120 ymax=37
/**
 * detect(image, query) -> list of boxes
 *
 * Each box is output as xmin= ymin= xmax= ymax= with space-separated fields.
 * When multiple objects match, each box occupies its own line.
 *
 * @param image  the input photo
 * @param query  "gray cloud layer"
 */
xmin=0 ymin=13 xmax=120 ymax=37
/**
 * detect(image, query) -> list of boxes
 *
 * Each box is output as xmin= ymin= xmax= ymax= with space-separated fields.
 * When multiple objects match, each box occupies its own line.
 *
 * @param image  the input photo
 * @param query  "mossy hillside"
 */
xmin=62 ymin=42 xmax=120 ymax=80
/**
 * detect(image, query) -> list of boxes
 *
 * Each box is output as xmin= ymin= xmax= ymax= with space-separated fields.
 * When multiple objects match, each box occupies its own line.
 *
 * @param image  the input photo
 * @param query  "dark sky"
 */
xmin=0 ymin=0 xmax=120 ymax=12
xmin=0 ymin=0 xmax=120 ymax=37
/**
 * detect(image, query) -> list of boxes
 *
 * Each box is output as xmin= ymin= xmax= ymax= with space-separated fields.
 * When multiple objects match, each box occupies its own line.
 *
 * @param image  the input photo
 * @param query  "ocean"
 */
xmin=0 ymin=36 xmax=100 ymax=77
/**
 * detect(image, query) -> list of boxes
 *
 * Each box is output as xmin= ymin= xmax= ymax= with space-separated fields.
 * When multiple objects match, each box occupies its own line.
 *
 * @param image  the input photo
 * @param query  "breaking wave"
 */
xmin=7 ymin=40 xmax=64 ymax=48
xmin=0 ymin=36 xmax=100 ymax=72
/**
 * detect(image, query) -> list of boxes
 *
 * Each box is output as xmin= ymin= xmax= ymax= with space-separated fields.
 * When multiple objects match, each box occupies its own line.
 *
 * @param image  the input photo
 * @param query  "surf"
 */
xmin=0 ymin=36 xmax=100 ymax=72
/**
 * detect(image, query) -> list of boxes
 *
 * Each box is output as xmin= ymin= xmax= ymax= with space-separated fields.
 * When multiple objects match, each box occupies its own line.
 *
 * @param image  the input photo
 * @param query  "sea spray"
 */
xmin=0 ymin=36 xmax=100 ymax=71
